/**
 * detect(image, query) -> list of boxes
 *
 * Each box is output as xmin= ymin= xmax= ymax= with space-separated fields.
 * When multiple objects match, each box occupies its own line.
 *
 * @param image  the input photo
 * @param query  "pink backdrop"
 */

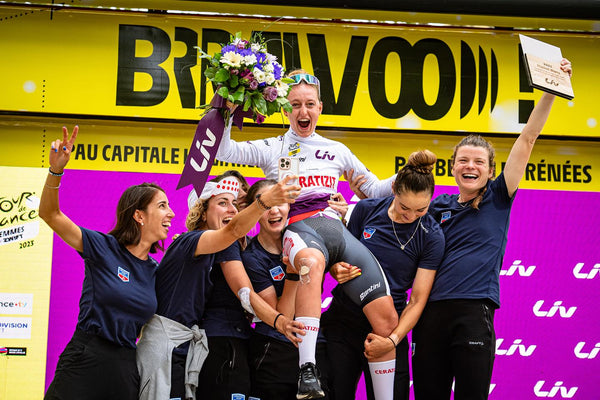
xmin=45 ymin=170 xmax=600 ymax=398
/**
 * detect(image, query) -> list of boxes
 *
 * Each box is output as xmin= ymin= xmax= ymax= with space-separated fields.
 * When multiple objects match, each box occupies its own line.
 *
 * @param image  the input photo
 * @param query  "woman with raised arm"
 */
xmin=41 ymin=126 xmax=175 ymax=400
xmin=411 ymin=60 xmax=572 ymax=400
xmin=136 ymin=173 xmax=303 ymax=400
xmin=216 ymin=70 xmax=400 ymax=399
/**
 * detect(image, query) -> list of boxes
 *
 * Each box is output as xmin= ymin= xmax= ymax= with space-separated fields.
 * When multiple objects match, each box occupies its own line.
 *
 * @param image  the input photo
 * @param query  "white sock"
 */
xmin=368 ymin=359 xmax=396 ymax=400
xmin=295 ymin=316 xmax=320 ymax=366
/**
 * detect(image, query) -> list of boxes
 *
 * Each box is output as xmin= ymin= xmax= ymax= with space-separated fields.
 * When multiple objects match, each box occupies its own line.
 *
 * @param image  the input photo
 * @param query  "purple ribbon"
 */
xmin=177 ymin=95 xmax=254 ymax=195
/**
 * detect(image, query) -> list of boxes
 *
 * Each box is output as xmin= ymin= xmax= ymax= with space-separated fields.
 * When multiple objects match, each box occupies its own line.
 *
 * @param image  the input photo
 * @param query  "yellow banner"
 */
xmin=1 ymin=119 xmax=598 ymax=192
xmin=0 ymin=7 xmax=598 ymax=138
xmin=0 ymin=167 xmax=53 ymax=400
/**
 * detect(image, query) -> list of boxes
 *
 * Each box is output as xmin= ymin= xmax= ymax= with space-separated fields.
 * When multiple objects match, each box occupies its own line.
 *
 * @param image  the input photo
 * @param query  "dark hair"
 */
xmin=450 ymin=134 xmax=496 ymax=210
xmin=108 ymin=182 xmax=165 ymax=253
xmin=393 ymin=150 xmax=437 ymax=197
xmin=246 ymin=179 xmax=278 ymax=205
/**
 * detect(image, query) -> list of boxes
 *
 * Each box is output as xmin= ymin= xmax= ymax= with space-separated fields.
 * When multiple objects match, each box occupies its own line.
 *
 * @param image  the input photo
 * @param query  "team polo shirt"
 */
xmin=155 ymin=230 xmax=215 ymax=329
xmin=77 ymin=228 xmax=158 ymax=349
xmin=340 ymin=196 xmax=445 ymax=313
xmin=428 ymin=172 xmax=513 ymax=307
xmin=200 ymin=241 xmax=250 ymax=338
xmin=243 ymin=236 xmax=288 ymax=342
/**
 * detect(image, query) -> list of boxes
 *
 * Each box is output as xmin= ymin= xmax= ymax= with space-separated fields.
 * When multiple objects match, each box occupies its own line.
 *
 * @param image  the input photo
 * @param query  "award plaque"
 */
xmin=519 ymin=34 xmax=574 ymax=100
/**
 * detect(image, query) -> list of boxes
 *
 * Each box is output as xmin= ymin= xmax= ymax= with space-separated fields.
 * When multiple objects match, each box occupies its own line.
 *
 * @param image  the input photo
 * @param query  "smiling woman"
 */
xmin=135 ymin=172 xmax=305 ymax=400
xmin=39 ymin=126 xmax=175 ymax=400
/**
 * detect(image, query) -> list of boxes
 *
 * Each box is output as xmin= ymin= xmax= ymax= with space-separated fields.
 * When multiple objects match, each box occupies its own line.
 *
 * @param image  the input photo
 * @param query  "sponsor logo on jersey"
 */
xmin=441 ymin=211 xmax=451 ymax=223
xmin=363 ymin=227 xmax=376 ymax=239
xmin=270 ymin=265 xmax=285 ymax=281
xmin=231 ymin=394 xmax=246 ymax=400
xmin=288 ymin=142 xmax=300 ymax=156
xmin=315 ymin=149 xmax=335 ymax=160
xmin=117 ymin=266 xmax=130 ymax=282
xmin=297 ymin=175 xmax=337 ymax=189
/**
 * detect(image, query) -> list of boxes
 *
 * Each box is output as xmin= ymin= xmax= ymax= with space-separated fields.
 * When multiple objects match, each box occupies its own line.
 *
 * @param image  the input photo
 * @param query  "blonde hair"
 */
xmin=286 ymin=69 xmax=321 ymax=100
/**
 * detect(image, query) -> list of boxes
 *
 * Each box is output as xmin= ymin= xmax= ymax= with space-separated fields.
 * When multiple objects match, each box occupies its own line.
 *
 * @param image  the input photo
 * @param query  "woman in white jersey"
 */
xmin=216 ymin=70 xmax=399 ymax=400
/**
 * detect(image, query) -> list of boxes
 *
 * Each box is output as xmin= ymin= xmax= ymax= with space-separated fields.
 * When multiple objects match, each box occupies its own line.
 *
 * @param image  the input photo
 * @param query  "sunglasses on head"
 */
xmin=289 ymin=73 xmax=321 ymax=96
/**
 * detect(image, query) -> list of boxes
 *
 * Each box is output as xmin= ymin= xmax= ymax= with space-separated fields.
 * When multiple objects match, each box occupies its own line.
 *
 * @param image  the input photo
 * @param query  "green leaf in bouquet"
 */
xmin=243 ymin=96 xmax=252 ymax=112
xmin=281 ymin=77 xmax=295 ymax=84
xmin=229 ymin=74 xmax=239 ymax=88
xmin=215 ymin=68 xmax=230 ymax=83
xmin=266 ymin=100 xmax=278 ymax=116
xmin=253 ymin=95 xmax=267 ymax=115
xmin=204 ymin=67 xmax=216 ymax=80
xmin=232 ymin=86 xmax=245 ymax=103
xmin=217 ymin=86 xmax=229 ymax=99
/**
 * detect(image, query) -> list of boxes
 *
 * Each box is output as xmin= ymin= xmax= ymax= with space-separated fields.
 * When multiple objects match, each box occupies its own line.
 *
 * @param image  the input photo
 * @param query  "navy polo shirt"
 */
xmin=200 ymin=242 xmax=250 ymax=338
xmin=155 ymin=230 xmax=215 ymax=329
xmin=243 ymin=236 xmax=288 ymax=342
xmin=341 ymin=196 xmax=445 ymax=314
xmin=77 ymin=228 xmax=158 ymax=348
xmin=428 ymin=172 xmax=513 ymax=307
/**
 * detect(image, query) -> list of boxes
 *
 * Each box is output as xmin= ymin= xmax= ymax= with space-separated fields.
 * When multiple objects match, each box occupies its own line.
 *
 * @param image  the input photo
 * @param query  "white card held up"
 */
xmin=519 ymin=34 xmax=574 ymax=100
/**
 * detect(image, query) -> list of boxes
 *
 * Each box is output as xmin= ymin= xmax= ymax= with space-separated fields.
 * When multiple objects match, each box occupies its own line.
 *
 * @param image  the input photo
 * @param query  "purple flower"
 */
xmin=263 ymin=86 xmax=278 ymax=102
xmin=248 ymin=79 xmax=259 ymax=90
xmin=255 ymin=113 xmax=265 ymax=124
xmin=221 ymin=44 xmax=236 ymax=54
xmin=230 ymin=68 xmax=239 ymax=75
xmin=273 ymin=63 xmax=283 ymax=80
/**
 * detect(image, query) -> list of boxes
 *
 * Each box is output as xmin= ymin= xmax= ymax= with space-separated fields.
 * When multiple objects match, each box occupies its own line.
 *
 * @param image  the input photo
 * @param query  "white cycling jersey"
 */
xmin=217 ymin=125 xmax=395 ymax=214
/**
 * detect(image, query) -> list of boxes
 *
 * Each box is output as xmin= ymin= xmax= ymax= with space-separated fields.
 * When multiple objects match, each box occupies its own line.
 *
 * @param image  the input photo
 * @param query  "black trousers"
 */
xmin=45 ymin=329 xmax=139 ymax=400
xmin=321 ymin=298 xmax=410 ymax=400
xmin=249 ymin=333 xmax=330 ymax=400
xmin=412 ymin=299 xmax=496 ymax=400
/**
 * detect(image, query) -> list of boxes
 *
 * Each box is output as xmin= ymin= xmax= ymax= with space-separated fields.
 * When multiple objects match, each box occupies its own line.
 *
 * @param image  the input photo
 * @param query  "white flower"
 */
xmin=275 ymin=80 xmax=289 ymax=97
xmin=221 ymin=51 xmax=242 ymax=68
xmin=263 ymin=62 xmax=274 ymax=73
xmin=265 ymin=73 xmax=275 ymax=85
xmin=265 ymin=53 xmax=277 ymax=64
xmin=242 ymin=54 xmax=257 ymax=66
xmin=253 ymin=68 xmax=267 ymax=83
xmin=251 ymin=43 xmax=262 ymax=53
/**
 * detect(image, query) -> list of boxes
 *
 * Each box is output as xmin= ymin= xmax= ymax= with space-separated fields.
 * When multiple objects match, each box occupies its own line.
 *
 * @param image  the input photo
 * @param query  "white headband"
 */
xmin=188 ymin=177 xmax=240 ymax=210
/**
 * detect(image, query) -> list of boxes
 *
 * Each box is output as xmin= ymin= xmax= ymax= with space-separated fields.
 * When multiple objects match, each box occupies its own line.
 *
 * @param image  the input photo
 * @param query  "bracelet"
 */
xmin=285 ymin=273 xmax=300 ymax=281
xmin=48 ymin=168 xmax=64 ymax=177
xmin=273 ymin=313 xmax=284 ymax=329
xmin=255 ymin=194 xmax=271 ymax=211
xmin=45 ymin=183 xmax=61 ymax=189
xmin=387 ymin=336 xmax=398 ymax=347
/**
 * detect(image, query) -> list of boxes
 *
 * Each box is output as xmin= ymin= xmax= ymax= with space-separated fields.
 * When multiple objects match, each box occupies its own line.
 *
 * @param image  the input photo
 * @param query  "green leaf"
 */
xmin=253 ymin=96 xmax=267 ymax=115
xmin=243 ymin=96 xmax=252 ymax=112
xmin=266 ymin=100 xmax=278 ymax=116
xmin=229 ymin=75 xmax=239 ymax=88
xmin=282 ymin=102 xmax=292 ymax=113
xmin=214 ymin=68 xmax=230 ymax=83
xmin=204 ymin=67 xmax=216 ymax=80
xmin=217 ymin=86 xmax=229 ymax=99
xmin=232 ymin=86 xmax=245 ymax=103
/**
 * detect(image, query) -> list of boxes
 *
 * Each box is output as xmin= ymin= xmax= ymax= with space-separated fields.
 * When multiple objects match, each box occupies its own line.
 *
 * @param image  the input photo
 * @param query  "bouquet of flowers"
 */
xmin=198 ymin=31 xmax=293 ymax=123
xmin=178 ymin=32 xmax=293 ymax=196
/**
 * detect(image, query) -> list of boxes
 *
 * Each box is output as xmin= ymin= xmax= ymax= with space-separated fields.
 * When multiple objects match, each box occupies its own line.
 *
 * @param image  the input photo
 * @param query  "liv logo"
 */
xmin=315 ymin=150 xmax=335 ymax=160
xmin=574 ymin=342 xmax=600 ymax=359
xmin=495 ymin=338 xmax=536 ymax=356
xmin=190 ymin=128 xmax=216 ymax=172
xmin=534 ymin=381 xmax=578 ymax=398
xmin=572 ymin=262 xmax=600 ymax=279
xmin=533 ymin=300 xmax=577 ymax=318
xmin=500 ymin=260 xmax=536 ymax=276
